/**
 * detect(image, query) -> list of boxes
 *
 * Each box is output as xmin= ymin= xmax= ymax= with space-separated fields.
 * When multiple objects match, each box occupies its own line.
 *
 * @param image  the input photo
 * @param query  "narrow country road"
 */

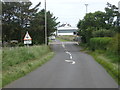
xmin=4 ymin=40 xmax=118 ymax=88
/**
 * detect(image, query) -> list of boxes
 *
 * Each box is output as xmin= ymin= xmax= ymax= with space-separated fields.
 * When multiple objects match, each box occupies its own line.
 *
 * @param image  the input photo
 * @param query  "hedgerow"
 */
xmin=90 ymin=37 xmax=112 ymax=51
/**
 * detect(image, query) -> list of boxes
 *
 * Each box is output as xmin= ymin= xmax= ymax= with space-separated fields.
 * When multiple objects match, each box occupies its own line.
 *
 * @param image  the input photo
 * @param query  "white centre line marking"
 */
xmin=66 ymin=51 xmax=72 ymax=60
xmin=65 ymin=60 xmax=75 ymax=64
xmin=62 ymin=43 xmax=65 ymax=48
xmin=62 ymin=43 xmax=75 ymax=64
xmin=65 ymin=60 xmax=72 ymax=63
xmin=71 ymin=61 xmax=75 ymax=64
xmin=70 ymin=56 xmax=72 ymax=60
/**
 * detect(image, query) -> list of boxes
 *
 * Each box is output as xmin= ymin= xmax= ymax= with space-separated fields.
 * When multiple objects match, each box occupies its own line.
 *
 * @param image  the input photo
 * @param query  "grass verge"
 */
xmin=89 ymin=51 xmax=119 ymax=85
xmin=2 ymin=45 xmax=55 ymax=87
xmin=79 ymin=43 xmax=119 ymax=85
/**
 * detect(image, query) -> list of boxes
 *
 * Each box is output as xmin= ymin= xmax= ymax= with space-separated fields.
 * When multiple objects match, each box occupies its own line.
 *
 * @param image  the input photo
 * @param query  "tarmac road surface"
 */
xmin=4 ymin=40 xmax=118 ymax=88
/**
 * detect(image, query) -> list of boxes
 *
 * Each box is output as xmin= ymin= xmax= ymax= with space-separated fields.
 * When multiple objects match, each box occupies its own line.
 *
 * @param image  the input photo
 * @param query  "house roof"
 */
xmin=58 ymin=23 xmax=78 ymax=30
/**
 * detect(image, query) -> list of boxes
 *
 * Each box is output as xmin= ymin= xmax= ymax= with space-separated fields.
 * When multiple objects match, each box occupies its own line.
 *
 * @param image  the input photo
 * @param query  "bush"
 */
xmin=92 ymin=29 xmax=115 ymax=37
xmin=90 ymin=37 xmax=112 ymax=51
xmin=79 ymin=27 xmax=94 ymax=43
xmin=106 ymin=33 xmax=120 ymax=63
xmin=108 ymin=33 xmax=120 ymax=54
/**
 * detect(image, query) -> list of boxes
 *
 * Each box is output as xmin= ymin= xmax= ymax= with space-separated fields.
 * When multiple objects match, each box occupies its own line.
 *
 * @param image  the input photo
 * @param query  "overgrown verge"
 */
xmin=80 ymin=38 xmax=120 ymax=85
xmin=89 ymin=51 xmax=119 ymax=85
xmin=2 ymin=45 xmax=54 ymax=87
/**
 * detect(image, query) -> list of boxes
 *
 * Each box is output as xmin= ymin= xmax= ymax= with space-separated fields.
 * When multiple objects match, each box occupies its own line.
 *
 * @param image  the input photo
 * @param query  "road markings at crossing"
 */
xmin=65 ymin=50 xmax=75 ymax=64
xmin=66 ymin=51 xmax=72 ymax=60
xmin=62 ymin=42 xmax=65 ymax=48
xmin=65 ymin=60 xmax=75 ymax=64
xmin=61 ymin=43 xmax=75 ymax=64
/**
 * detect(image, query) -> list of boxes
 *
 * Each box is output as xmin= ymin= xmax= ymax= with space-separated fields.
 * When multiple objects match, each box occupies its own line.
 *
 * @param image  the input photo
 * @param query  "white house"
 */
xmin=56 ymin=24 xmax=78 ymax=36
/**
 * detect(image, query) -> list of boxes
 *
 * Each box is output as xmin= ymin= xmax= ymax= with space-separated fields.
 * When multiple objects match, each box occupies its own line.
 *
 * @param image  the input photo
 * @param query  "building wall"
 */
xmin=57 ymin=29 xmax=77 ymax=36
xmin=57 ymin=33 xmax=74 ymax=35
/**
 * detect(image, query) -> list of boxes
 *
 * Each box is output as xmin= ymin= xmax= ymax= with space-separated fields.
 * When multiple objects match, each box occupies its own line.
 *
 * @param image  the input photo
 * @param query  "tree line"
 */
xmin=77 ymin=2 xmax=120 ymax=62
xmin=2 ymin=1 xmax=59 ymax=46
xmin=77 ymin=2 xmax=120 ymax=43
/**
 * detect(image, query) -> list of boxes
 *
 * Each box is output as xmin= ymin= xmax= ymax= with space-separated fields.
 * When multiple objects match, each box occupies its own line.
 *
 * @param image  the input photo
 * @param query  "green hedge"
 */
xmin=90 ymin=37 xmax=112 ymax=51
xmin=108 ymin=33 xmax=120 ymax=54
xmin=92 ymin=29 xmax=115 ymax=37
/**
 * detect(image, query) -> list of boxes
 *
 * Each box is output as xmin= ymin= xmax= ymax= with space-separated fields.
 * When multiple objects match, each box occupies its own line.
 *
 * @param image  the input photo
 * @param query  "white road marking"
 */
xmin=66 ymin=51 xmax=72 ymax=60
xmin=70 ymin=56 xmax=72 ymax=60
xmin=62 ymin=43 xmax=65 ymax=48
xmin=71 ymin=61 xmax=75 ymax=64
xmin=65 ymin=60 xmax=72 ymax=63
xmin=62 ymin=43 xmax=75 ymax=64
xmin=65 ymin=60 xmax=75 ymax=64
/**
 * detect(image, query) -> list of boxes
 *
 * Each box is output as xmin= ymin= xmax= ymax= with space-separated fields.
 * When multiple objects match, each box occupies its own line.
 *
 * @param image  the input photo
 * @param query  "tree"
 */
xmin=2 ymin=1 xmax=59 ymax=45
xmin=2 ymin=1 xmax=40 ymax=43
xmin=77 ymin=11 xmax=107 ymax=30
xmin=30 ymin=9 xmax=59 ymax=44
xmin=77 ymin=11 xmax=107 ymax=43
xmin=105 ymin=2 xmax=120 ymax=31
xmin=77 ymin=2 xmax=120 ymax=43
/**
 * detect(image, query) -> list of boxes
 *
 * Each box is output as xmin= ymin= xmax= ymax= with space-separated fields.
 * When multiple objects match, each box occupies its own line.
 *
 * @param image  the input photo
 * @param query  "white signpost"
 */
xmin=119 ymin=1 xmax=120 ymax=13
xmin=24 ymin=31 xmax=32 ymax=45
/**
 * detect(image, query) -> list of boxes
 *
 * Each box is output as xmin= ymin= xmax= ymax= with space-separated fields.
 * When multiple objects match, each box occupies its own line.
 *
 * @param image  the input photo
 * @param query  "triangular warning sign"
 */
xmin=24 ymin=31 xmax=32 ymax=40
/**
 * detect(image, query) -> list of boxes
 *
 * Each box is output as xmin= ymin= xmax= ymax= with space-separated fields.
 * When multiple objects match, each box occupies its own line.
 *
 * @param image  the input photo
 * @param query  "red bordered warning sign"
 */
xmin=24 ymin=31 xmax=32 ymax=44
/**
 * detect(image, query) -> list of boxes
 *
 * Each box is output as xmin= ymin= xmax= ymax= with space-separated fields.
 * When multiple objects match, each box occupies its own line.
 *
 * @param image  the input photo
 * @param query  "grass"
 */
xmin=56 ymin=37 xmax=70 ymax=42
xmin=49 ymin=39 xmax=53 ymax=43
xmin=57 ymin=35 xmax=76 ymax=42
xmin=89 ymin=51 xmax=119 ymax=85
xmin=2 ymin=45 xmax=55 ymax=87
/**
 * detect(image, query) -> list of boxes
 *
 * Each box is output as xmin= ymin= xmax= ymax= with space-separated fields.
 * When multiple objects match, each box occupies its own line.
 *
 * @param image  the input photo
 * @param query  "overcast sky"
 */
xmin=30 ymin=0 xmax=119 ymax=27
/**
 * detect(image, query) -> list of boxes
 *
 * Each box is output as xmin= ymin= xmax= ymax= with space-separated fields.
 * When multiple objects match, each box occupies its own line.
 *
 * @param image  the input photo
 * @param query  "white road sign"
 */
xmin=24 ymin=31 xmax=32 ymax=45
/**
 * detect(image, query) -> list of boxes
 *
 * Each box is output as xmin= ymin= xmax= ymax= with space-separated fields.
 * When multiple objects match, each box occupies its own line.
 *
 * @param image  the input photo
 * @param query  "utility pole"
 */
xmin=118 ymin=1 xmax=120 ymax=13
xmin=85 ymin=4 xmax=88 ymax=14
xmin=45 ymin=0 xmax=47 ymax=45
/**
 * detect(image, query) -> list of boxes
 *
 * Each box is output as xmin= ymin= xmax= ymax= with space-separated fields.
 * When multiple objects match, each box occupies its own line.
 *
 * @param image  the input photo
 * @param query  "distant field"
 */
xmin=2 ymin=45 xmax=54 ymax=87
xmin=56 ymin=37 xmax=69 ymax=42
xmin=57 ymin=35 xmax=76 ymax=41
